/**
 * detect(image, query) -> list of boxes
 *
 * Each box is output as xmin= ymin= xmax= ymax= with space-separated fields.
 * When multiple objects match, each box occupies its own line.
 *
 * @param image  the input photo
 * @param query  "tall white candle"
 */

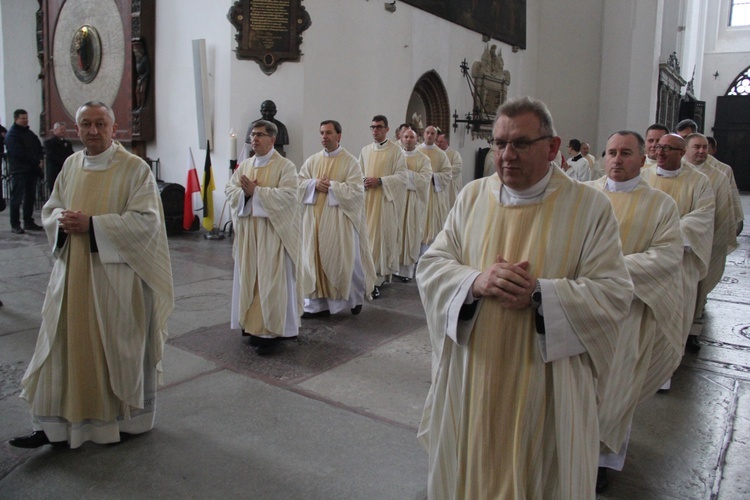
xmin=229 ymin=128 xmax=237 ymax=161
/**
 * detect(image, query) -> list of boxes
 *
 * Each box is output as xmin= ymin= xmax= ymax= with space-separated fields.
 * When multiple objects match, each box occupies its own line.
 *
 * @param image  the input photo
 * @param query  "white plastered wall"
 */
xmin=596 ymin=0 xmax=663 ymax=155
xmin=701 ymin=0 xmax=750 ymax=135
xmin=0 ymin=1 xmax=43 ymax=133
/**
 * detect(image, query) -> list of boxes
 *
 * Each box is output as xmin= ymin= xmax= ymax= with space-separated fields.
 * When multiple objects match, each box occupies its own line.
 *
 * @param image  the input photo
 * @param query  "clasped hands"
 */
xmin=471 ymin=255 xmax=536 ymax=309
xmin=58 ymin=210 xmax=90 ymax=234
xmin=363 ymin=177 xmax=379 ymax=189
xmin=240 ymin=175 xmax=258 ymax=197
xmin=315 ymin=176 xmax=331 ymax=193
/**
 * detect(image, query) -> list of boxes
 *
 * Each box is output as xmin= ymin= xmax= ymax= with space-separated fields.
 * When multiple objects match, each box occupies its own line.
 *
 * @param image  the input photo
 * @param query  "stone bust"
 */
xmin=246 ymin=100 xmax=289 ymax=155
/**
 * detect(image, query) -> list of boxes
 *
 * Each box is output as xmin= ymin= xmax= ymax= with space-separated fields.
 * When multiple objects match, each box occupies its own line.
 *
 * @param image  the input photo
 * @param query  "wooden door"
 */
xmin=713 ymin=96 xmax=750 ymax=191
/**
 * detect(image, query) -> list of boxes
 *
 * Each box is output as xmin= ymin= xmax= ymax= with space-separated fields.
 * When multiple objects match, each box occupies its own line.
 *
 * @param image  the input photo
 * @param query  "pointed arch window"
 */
xmin=726 ymin=66 xmax=750 ymax=95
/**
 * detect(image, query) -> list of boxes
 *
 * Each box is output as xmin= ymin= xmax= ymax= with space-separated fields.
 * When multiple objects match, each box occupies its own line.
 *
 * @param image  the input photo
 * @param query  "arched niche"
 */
xmin=406 ymin=71 xmax=450 ymax=137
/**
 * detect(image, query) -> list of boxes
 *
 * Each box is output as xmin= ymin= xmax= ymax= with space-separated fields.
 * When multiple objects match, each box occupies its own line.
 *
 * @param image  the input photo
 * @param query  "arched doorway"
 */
xmin=406 ymin=71 xmax=450 ymax=138
xmin=714 ymin=65 xmax=750 ymax=191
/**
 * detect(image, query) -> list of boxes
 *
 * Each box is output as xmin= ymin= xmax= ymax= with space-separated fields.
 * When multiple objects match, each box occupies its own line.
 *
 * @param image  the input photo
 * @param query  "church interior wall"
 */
xmin=596 ymin=0 xmax=663 ymax=155
xmin=0 ymin=1 xmax=42 ymax=134
xmin=701 ymin=0 xmax=750 ymax=135
xmin=0 ymin=3 xmax=5 ymax=123
xmin=534 ymin=0 xmax=604 ymax=153
xmin=3 ymin=0 xmax=747 ymax=216
xmin=680 ymin=0 xmax=707 ymax=98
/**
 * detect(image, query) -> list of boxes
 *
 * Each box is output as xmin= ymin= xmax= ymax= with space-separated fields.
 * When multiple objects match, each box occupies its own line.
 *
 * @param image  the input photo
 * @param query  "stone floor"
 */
xmin=0 ymin=195 xmax=748 ymax=499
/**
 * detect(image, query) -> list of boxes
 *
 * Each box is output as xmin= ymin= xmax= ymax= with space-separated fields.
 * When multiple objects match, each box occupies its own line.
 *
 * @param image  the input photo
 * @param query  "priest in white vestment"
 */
xmin=226 ymin=119 xmax=301 ymax=355
xmin=683 ymin=134 xmax=736 ymax=322
xmin=14 ymin=101 xmax=174 ymax=449
xmin=587 ymin=131 xmax=684 ymax=493
xmin=395 ymin=128 xmax=432 ymax=280
xmin=418 ymin=126 xmax=453 ymax=253
xmin=299 ymin=120 xmax=376 ymax=318
xmin=436 ymin=130 xmax=463 ymax=208
xmin=417 ymin=97 xmax=632 ymax=499
xmin=643 ymin=124 xmax=669 ymax=169
xmin=359 ymin=115 xmax=408 ymax=294
xmin=641 ymin=133 xmax=715 ymax=353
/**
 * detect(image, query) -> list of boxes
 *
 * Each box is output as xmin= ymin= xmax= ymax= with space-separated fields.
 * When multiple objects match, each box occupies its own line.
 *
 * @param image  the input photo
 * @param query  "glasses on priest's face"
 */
xmin=250 ymin=132 xmax=271 ymax=138
xmin=490 ymin=135 xmax=552 ymax=153
xmin=654 ymin=145 xmax=683 ymax=153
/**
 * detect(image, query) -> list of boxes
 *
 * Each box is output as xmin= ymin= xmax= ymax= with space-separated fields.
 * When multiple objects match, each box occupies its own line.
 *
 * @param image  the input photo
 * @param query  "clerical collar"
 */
xmin=644 ymin=156 xmax=657 ymax=166
xmin=253 ymin=149 xmax=274 ymax=167
xmin=683 ymin=160 xmax=705 ymax=169
xmin=324 ymin=146 xmax=342 ymax=157
xmin=83 ymin=142 xmax=116 ymax=171
xmin=605 ymin=175 xmax=641 ymax=192
xmin=499 ymin=165 xmax=553 ymax=205
xmin=421 ymin=143 xmax=437 ymax=150
xmin=403 ymin=149 xmax=418 ymax=157
xmin=656 ymin=166 xmax=681 ymax=177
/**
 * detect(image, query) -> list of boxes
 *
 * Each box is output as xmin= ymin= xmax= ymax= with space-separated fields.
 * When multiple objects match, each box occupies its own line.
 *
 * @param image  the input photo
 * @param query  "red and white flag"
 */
xmin=183 ymin=147 xmax=202 ymax=230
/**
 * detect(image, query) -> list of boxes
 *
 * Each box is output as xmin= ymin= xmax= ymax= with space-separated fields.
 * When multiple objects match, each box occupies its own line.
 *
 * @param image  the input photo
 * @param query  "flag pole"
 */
xmin=203 ymin=139 xmax=225 ymax=240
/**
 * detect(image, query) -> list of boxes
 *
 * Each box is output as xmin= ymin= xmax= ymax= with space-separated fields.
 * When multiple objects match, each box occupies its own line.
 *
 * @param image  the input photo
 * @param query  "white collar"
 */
xmin=605 ymin=175 xmax=641 ymax=192
xmin=656 ymin=166 xmax=681 ymax=177
xmin=323 ymin=146 xmax=342 ymax=157
xmin=420 ymin=143 xmax=437 ymax=150
xmin=253 ymin=149 xmax=274 ymax=167
xmin=403 ymin=148 xmax=418 ymax=157
xmin=499 ymin=166 xmax=553 ymax=205
xmin=83 ymin=142 xmax=116 ymax=171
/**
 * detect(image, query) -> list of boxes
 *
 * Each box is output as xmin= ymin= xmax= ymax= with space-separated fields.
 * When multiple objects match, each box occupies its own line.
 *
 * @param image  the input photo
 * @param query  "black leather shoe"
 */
xmin=9 ymin=431 xmax=53 ymax=449
xmin=685 ymin=335 xmax=702 ymax=353
xmin=24 ymin=221 xmax=43 ymax=231
xmin=351 ymin=304 xmax=362 ymax=315
xmin=301 ymin=310 xmax=330 ymax=319
xmin=11 ymin=227 xmax=25 ymax=234
xmin=400 ymin=277 xmax=411 ymax=283
xmin=596 ymin=467 xmax=609 ymax=493
xmin=255 ymin=337 xmax=280 ymax=355
xmin=372 ymin=286 xmax=381 ymax=299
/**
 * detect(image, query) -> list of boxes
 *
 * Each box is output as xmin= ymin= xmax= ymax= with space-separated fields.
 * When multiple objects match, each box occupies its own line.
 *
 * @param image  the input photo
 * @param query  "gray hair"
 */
xmin=75 ymin=101 xmax=116 ymax=125
xmin=495 ymin=97 xmax=557 ymax=137
xmin=53 ymin=121 xmax=66 ymax=129
xmin=251 ymin=119 xmax=278 ymax=138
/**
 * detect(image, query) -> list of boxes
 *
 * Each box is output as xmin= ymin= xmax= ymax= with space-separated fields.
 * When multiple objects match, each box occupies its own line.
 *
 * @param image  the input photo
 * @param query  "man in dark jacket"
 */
xmin=5 ymin=109 xmax=43 ymax=233
xmin=44 ymin=122 xmax=74 ymax=193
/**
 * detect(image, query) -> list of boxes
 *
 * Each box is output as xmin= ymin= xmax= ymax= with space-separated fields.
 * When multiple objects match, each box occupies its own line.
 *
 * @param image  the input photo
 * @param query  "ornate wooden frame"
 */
xmin=38 ymin=0 xmax=155 ymax=150
xmin=227 ymin=0 xmax=312 ymax=75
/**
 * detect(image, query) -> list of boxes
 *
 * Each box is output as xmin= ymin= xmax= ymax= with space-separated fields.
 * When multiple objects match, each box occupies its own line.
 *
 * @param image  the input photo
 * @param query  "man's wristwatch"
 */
xmin=378 ymin=177 xmax=383 ymax=186
xmin=530 ymin=281 xmax=542 ymax=309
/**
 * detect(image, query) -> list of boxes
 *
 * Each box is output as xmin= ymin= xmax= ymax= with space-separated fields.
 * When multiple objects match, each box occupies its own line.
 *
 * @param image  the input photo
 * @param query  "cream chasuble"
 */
xmin=417 ymin=169 xmax=632 ymax=499
xmin=299 ymin=148 xmax=376 ymax=302
xmin=684 ymin=160 xmax=736 ymax=318
xmin=359 ymin=141 xmax=408 ymax=276
xmin=641 ymin=165 xmax=715 ymax=339
xmin=707 ymin=154 xmax=744 ymax=227
xmin=419 ymin=144 xmax=453 ymax=245
xmin=589 ymin=177 xmax=684 ymax=453
xmin=399 ymin=149 xmax=432 ymax=275
xmin=226 ymin=150 xmax=301 ymax=337
xmin=444 ymin=147 xmax=463 ymax=208
xmin=22 ymin=142 xmax=174 ymax=448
